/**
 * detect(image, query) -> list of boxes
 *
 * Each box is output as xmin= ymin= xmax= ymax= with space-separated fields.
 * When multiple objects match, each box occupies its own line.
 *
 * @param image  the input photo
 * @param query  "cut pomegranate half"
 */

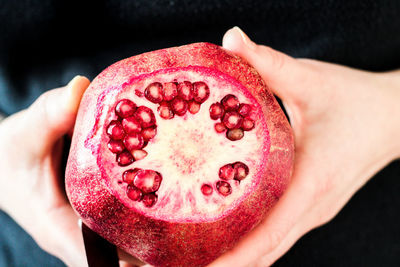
xmin=67 ymin=43 xmax=294 ymax=267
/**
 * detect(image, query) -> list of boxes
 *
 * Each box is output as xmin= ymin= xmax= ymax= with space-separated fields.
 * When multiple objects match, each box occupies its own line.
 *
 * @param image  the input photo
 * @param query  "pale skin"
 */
xmin=0 ymin=27 xmax=399 ymax=267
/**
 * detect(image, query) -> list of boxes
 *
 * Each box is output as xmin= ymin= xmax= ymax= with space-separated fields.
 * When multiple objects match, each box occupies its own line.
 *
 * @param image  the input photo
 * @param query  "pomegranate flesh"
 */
xmin=66 ymin=43 xmax=294 ymax=267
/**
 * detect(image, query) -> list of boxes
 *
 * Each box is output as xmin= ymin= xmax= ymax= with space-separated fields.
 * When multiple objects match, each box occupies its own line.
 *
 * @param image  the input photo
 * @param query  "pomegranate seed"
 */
xmin=115 ymin=99 xmax=136 ymax=118
xmin=193 ymin=82 xmax=210 ymax=103
xmin=238 ymin=103 xmax=252 ymax=117
xmin=221 ymin=94 xmax=240 ymax=111
xmin=107 ymin=139 xmax=125 ymax=154
xmin=123 ymin=133 xmax=144 ymax=150
xmin=142 ymin=193 xmax=158 ymax=207
xmin=226 ymin=128 xmax=244 ymax=141
xmin=214 ymin=122 xmax=226 ymax=133
xmin=222 ymin=111 xmax=243 ymax=129
xmin=122 ymin=116 xmax=142 ymax=134
xmin=170 ymin=98 xmax=188 ymax=116
xmin=126 ymin=185 xmax=143 ymax=201
xmin=141 ymin=126 xmax=157 ymax=141
xmin=177 ymin=81 xmax=194 ymax=101
xmin=116 ymin=151 xmax=134 ymax=166
xmin=134 ymin=170 xmax=162 ymax=193
xmin=132 ymin=149 xmax=148 ymax=160
xmin=201 ymin=184 xmax=213 ymax=196
xmin=145 ymin=82 xmax=164 ymax=103
xmin=135 ymin=89 xmax=143 ymax=97
xmin=163 ymin=82 xmax=178 ymax=101
xmin=242 ymin=117 xmax=255 ymax=131
xmin=209 ymin=103 xmax=225 ymax=120
xmin=157 ymin=102 xmax=174 ymax=120
xmin=219 ymin=164 xmax=235 ymax=180
xmin=135 ymin=106 xmax=156 ymax=128
xmin=123 ymin=168 xmax=142 ymax=185
xmin=216 ymin=181 xmax=232 ymax=196
xmin=233 ymin=162 xmax=249 ymax=181
xmin=188 ymin=101 xmax=201 ymax=114
xmin=106 ymin=120 xmax=125 ymax=140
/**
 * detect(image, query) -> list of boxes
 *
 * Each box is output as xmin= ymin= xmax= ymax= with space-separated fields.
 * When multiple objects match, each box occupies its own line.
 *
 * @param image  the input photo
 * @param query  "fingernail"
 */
xmin=232 ymin=26 xmax=257 ymax=50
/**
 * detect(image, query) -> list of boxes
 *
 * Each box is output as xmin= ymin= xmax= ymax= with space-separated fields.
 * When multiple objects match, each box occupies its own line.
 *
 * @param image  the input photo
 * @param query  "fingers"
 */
xmin=26 ymin=75 xmax=90 ymax=156
xmin=208 ymin=176 xmax=314 ymax=267
xmin=222 ymin=27 xmax=308 ymax=105
xmin=34 ymin=205 xmax=87 ymax=267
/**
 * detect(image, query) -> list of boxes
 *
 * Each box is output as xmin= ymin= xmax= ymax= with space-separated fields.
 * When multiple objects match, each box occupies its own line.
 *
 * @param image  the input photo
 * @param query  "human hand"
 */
xmin=209 ymin=27 xmax=400 ymax=267
xmin=0 ymin=76 xmax=91 ymax=266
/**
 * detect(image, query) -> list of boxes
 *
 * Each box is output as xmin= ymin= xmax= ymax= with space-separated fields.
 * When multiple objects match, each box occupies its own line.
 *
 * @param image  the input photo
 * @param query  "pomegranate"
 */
xmin=66 ymin=43 xmax=294 ymax=267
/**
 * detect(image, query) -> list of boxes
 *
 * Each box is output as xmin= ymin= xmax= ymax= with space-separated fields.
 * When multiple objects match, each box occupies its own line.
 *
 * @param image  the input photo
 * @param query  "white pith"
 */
xmin=98 ymin=67 xmax=270 ymax=222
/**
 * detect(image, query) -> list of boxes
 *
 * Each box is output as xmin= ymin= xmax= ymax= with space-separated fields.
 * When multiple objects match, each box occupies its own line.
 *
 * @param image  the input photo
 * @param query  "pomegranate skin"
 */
xmin=66 ymin=43 xmax=294 ymax=267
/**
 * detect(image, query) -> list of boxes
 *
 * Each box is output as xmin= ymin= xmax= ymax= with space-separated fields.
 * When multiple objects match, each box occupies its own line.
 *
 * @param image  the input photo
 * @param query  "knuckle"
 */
xmin=311 ymin=178 xmax=334 ymax=202
xmin=263 ymin=229 xmax=285 ymax=252
xmin=258 ymin=45 xmax=287 ymax=71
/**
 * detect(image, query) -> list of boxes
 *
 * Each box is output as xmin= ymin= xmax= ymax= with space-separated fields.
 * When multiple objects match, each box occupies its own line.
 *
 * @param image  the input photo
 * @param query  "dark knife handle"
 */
xmin=81 ymin=221 xmax=120 ymax=267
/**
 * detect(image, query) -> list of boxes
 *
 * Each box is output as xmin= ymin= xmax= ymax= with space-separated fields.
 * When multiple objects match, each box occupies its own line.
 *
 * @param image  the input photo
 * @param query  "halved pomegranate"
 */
xmin=66 ymin=43 xmax=294 ymax=267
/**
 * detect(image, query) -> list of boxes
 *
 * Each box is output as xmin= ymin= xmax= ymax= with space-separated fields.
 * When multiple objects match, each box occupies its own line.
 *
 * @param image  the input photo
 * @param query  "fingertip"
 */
xmin=65 ymin=75 xmax=91 ymax=113
xmin=222 ymin=26 xmax=257 ymax=53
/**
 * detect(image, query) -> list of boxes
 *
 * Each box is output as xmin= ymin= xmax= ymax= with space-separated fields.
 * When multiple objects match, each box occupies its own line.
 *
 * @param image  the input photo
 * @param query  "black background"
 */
xmin=0 ymin=0 xmax=399 ymax=266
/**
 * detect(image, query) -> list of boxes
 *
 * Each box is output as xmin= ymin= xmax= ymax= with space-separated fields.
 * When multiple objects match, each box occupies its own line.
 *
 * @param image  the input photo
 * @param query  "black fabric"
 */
xmin=0 ymin=0 xmax=399 ymax=266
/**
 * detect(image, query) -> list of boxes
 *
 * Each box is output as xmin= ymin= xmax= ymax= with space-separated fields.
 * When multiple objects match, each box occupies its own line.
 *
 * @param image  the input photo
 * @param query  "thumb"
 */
xmin=26 ymin=75 xmax=90 ymax=155
xmin=222 ymin=27 xmax=306 ymax=104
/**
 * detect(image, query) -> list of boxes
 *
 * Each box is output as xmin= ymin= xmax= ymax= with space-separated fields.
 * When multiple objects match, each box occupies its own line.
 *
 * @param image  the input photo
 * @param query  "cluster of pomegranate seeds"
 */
xmin=209 ymin=95 xmax=255 ymax=141
xmin=109 ymin=84 xmax=254 ymax=204
xmin=144 ymin=81 xmax=210 ymax=119
xmin=217 ymin=162 xmax=250 ymax=182
xmin=201 ymin=161 xmax=249 ymax=197
xmin=123 ymin=168 xmax=162 ymax=207
xmin=106 ymin=99 xmax=158 ymax=166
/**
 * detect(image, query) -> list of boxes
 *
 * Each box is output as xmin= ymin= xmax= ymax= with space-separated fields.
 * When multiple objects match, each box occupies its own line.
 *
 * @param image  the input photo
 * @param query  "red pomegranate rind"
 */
xmin=66 ymin=43 xmax=294 ymax=267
